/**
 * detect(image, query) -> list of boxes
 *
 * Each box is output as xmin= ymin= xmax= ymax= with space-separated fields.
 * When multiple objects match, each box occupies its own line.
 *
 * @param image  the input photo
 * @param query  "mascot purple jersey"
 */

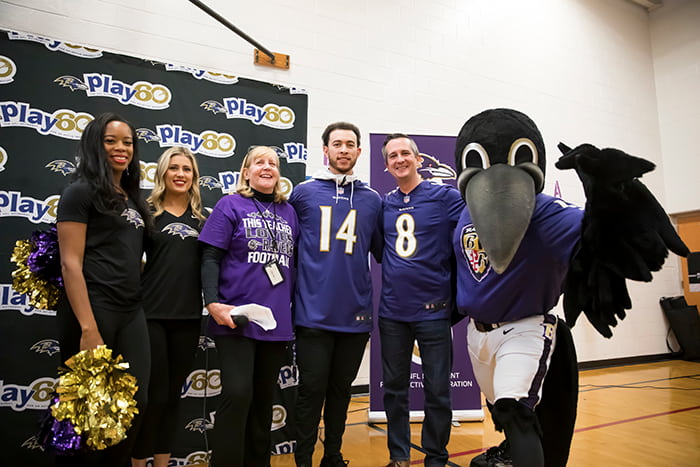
xmin=453 ymin=193 xmax=582 ymax=324
xmin=452 ymin=108 xmax=688 ymax=467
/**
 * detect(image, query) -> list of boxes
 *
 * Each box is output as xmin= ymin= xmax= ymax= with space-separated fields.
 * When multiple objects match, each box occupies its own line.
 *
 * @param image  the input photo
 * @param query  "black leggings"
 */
xmin=54 ymin=299 xmax=151 ymax=467
xmin=132 ymin=318 xmax=201 ymax=459
xmin=209 ymin=335 xmax=288 ymax=467
xmin=293 ymin=327 xmax=369 ymax=464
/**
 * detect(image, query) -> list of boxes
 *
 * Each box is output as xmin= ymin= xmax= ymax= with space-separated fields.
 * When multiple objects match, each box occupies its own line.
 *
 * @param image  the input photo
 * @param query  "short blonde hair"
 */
xmin=147 ymin=146 xmax=206 ymax=222
xmin=236 ymin=146 xmax=286 ymax=202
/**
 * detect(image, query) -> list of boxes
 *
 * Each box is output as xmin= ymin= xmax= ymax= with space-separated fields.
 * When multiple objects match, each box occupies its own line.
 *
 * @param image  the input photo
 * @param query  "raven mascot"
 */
xmin=452 ymin=108 xmax=689 ymax=467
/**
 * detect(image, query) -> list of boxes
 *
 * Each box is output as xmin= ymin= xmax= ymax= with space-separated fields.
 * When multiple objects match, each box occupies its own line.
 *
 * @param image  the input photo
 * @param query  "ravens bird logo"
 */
xmin=199 ymin=176 xmax=222 ymax=190
xmin=121 ymin=208 xmax=145 ymax=229
xmin=45 ymin=160 xmax=76 ymax=176
xmin=54 ymin=75 xmax=87 ymax=91
xmin=200 ymin=100 xmax=225 ymax=114
xmin=162 ymin=222 xmax=199 ymax=239
xmin=136 ymin=128 xmax=161 ymax=143
xmin=30 ymin=339 xmax=61 ymax=356
xmin=186 ymin=418 xmax=213 ymax=433
xmin=419 ymin=154 xmax=457 ymax=181
xmin=198 ymin=335 xmax=216 ymax=351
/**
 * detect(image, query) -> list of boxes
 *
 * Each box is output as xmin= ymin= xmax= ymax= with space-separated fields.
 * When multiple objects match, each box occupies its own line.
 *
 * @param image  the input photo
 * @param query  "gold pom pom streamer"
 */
xmin=51 ymin=345 xmax=139 ymax=450
xmin=11 ymin=239 xmax=61 ymax=310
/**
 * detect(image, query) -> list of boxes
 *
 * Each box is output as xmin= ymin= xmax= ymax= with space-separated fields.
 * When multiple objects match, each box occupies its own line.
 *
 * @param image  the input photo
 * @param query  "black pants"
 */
xmin=210 ymin=335 xmax=288 ymax=467
xmin=132 ymin=318 xmax=201 ymax=459
xmin=293 ymin=327 xmax=369 ymax=464
xmin=54 ymin=299 xmax=151 ymax=467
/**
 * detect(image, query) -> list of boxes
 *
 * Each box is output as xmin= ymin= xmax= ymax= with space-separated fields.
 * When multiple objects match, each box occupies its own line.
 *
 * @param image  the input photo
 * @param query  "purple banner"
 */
xmin=368 ymin=133 xmax=483 ymax=422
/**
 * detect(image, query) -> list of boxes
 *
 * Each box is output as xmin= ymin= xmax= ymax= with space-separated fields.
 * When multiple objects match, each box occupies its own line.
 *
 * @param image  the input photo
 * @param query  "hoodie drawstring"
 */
xmin=312 ymin=168 xmax=358 ymax=207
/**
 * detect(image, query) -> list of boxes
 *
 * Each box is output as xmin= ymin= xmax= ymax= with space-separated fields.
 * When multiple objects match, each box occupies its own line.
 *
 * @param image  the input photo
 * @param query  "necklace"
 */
xmin=252 ymin=198 xmax=278 ymax=252
xmin=257 ymin=200 xmax=274 ymax=213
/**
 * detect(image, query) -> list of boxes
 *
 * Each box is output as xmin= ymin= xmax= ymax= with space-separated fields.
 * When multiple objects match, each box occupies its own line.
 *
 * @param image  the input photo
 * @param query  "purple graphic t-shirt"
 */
xmin=199 ymin=194 xmax=298 ymax=341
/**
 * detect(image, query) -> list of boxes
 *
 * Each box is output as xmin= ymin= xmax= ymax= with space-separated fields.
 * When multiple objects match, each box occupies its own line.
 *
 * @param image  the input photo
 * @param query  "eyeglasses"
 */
xmin=247 ymin=145 xmax=288 ymax=158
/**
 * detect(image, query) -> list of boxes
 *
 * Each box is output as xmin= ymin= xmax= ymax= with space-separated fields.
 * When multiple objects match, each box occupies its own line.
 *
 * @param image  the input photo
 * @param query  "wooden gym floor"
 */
xmin=269 ymin=359 xmax=700 ymax=466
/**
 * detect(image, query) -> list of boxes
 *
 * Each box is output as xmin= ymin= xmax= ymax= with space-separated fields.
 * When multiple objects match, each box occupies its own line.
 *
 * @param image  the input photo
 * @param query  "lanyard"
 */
xmin=252 ymin=198 xmax=278 ymax=253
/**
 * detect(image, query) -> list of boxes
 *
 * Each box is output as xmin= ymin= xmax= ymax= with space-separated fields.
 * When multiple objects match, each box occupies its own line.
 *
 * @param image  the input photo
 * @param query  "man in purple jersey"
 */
xmin=378 ymin=134 xmax=465 ymax=467
xmin=290 ymin=122 xmax=383 ymax=467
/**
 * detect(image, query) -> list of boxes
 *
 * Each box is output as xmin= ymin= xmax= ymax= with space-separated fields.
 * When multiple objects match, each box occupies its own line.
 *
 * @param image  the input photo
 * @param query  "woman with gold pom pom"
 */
xmin=55 ymin=112 xmax=152 ymax=466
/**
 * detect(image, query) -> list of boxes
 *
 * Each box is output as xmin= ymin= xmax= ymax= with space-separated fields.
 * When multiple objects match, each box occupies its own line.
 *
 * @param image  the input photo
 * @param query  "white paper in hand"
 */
xmin=231 ymin=304 xmax=277 ymax=331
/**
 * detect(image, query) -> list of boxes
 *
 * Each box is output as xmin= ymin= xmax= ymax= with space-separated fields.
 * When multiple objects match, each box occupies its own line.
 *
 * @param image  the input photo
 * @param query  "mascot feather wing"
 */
xmin=555 ymin=143 xmax=689 ymax=337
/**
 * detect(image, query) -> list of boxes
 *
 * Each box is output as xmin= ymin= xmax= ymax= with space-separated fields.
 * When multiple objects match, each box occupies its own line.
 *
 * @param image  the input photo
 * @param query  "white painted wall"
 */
xmin=1 ymin=0 xmax=696 ymax=373
xmin=650 ymin=0 xmax=700 ymax=215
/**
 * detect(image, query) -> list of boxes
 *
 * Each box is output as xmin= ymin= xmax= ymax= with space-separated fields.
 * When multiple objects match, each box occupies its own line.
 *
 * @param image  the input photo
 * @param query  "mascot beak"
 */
xmin=462 ymin=163 xmax=541 ymax=274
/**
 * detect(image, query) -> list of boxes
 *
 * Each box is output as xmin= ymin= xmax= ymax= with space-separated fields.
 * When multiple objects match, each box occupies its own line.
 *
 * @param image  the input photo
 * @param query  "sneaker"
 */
xmin=385 ymin=460 xmax=410 ymax=467
xmin=469 ymin=440 xmax=512 ymax=467
xmin=320 ymin=452 xmax=350 ymax=467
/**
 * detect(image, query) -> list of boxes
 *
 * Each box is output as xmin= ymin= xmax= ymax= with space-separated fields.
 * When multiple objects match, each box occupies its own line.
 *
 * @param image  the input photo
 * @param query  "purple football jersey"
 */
xmin=380 ymin=181 xmax=464 ymax=321
xmin=289 ymin=177 xmax=382 ymax=332
xmin=453 ymin=193 xmax=583 ymax=323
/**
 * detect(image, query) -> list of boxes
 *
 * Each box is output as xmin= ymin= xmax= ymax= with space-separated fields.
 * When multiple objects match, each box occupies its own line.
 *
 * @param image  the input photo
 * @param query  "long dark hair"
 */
xmin=72 ymin=112 xmax=151 ymax=225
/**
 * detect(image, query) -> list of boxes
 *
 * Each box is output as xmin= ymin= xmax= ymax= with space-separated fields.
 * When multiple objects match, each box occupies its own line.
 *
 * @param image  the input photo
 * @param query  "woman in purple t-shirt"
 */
xmin=199 ymin=146 xmax=298 ymax=467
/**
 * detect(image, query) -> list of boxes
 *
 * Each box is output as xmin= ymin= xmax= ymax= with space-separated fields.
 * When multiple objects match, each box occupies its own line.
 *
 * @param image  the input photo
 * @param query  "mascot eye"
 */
xmin=508 ymin=138 xmax=538 ymax=166
xmin=461 ymin=142 xmax=490 ymax=170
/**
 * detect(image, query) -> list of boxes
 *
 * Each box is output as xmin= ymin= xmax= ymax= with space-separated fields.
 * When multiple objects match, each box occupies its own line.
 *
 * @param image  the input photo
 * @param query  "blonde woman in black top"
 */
xmin=131 ymin=146 xmax=206 ymax=467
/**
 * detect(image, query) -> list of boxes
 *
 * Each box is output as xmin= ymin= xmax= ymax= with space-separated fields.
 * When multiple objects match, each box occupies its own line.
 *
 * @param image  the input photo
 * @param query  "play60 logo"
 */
xmin=181 ymin=369 xmax=221 ymax=398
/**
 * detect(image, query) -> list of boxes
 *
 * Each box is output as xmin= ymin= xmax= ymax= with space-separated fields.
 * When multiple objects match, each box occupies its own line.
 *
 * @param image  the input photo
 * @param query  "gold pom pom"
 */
xmin=10 ymin=239 xmax=61 ymax=310
xmin=52 ymin=346 xmax=139 ymax=450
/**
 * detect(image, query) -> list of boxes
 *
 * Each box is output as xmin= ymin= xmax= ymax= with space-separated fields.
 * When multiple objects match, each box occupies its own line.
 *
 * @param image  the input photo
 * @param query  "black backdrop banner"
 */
xmin=0 ymin=31 xmax=307 ymax=465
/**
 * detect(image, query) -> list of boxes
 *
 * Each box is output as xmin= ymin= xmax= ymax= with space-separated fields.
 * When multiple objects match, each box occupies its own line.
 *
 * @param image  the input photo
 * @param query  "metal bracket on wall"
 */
xmin=189 ymin=0 xmax=290 ymax=69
